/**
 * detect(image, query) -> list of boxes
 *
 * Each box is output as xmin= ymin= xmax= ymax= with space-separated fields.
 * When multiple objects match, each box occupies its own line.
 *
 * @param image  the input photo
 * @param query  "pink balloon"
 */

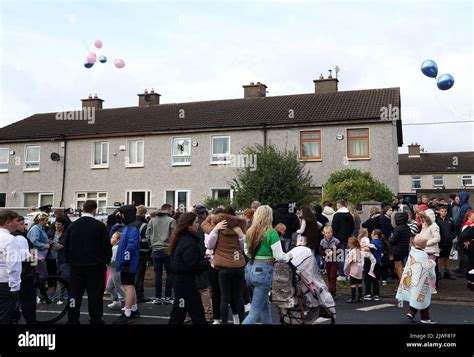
xmin=86 ymin=52 xmax=97 ymax=64
xmin=94 ymin=40 xmax=103 ymax=49
xmin=114 ymin=59 xmax=125 ymax=69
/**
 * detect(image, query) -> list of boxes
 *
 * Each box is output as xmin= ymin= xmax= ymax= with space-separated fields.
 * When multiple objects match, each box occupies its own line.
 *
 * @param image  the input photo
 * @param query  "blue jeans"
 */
xmin=242 ymin=261 xmax=273 ymax=325
xmin=152 ymin=249 xmax=173 ymax=298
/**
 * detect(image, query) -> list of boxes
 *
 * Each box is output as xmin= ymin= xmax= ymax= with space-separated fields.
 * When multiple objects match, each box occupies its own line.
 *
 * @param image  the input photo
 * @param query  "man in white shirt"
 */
xmin=0 ymin=210 xmax=22 ymax=324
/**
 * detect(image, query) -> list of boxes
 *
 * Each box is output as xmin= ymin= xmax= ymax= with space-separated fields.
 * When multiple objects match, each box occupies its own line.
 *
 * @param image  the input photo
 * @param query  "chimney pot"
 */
xmin=408 ymin=143 xmax=421 ymax=158
xmin=313 ymin=73 xmax=339 ymax=94
xmin=81 ymin=94 xmax=104 ymax=110
xmin=243 ymin=82 xmax=267 ymax=98
xmin=138 ymin=89 xmax=161 ymax=106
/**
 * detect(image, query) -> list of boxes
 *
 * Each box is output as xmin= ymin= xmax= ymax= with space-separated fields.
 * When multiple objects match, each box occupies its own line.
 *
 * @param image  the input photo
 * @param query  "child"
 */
xmin=275 ymin=223 xmax=287 ymax=252
xmin=344 ymin=237 xmax=363 ymax=303
xmin=366 ymin=229 xmax=383 ymax=300
xmin=319 ymin=226 xmax=343 ymax=297
xmin=396 ymin=234 xmax=437 ymax=324
xmin=106 ymin=231 xmax=125 ymax=310
xmin=358 ymin=229 xmax=376 ymax=300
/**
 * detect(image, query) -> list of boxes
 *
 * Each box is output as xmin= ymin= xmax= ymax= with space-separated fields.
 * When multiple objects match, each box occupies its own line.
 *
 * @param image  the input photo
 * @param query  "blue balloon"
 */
xmin=421 ymin=59 xmax=438 ymax=78
xmin=84 ymin=61 xmax=93 ymax=69
xmin=99 ymin=55 xmax=107 ymax=63
xmin=437 ymin=74 xmax=455 ymax=90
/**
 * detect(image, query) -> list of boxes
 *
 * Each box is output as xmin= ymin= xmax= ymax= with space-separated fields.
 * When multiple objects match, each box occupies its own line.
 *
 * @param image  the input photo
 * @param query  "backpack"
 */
xmin=270 ymin=262 xmax=296 ymax=309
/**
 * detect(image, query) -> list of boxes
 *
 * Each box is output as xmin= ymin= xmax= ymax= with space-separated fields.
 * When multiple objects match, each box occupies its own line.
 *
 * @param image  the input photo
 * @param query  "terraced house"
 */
xmin=0 ymin=74 xmax=403 ymax=213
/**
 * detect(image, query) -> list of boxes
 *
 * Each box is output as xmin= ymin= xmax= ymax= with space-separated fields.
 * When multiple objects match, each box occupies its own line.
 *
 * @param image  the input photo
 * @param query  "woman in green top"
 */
xmin=242 ymin=205 xmax=293 ymax=324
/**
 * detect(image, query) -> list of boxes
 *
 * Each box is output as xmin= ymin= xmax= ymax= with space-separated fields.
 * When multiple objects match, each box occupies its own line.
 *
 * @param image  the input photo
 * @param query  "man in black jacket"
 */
xmin=436 ymin=206 xmax=456 ymax=280
xmin=65 ymin=200 xmax=112 ymax=324
xmin=134 ymin=205 xmax=151 ymax=303
xmin=331 ymin=200 xmax=355 ymax=278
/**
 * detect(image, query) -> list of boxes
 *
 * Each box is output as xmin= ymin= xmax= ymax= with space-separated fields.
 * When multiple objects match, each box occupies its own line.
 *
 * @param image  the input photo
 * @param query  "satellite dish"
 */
xmin=50 ymin=152 xmax=60 ymax=161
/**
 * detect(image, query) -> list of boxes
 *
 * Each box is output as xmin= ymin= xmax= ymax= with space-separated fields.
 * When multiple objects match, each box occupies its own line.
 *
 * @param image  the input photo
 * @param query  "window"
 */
xmin=347 ymin=129 xmax=369 ymax=159
xmin=211 ymin=189 xmax=232 ymax=200
xmin=76 ymin=192 xmax=107 ymax=213
xmin=126 ymin=140 xmax=144 ymax=167
xmin=411 ymin=176 xmax=422 ymax=189
xmin=165 ymin=190 xmax=190 ymax=212
xmin=462 ymin=175 xmax=473 ymax=187
xmin=0 ymin=193 xmax=6 ymax=207
xmin=433 ymin=175 xmax=444 ymax=186
xmin=92 ymin=142 xmax=109 ymax=167
xmin=300 ymin=131 xmax=321 ymax=160
xmin=22 ymin=192 xmax=53 ymax=207
xmin=125 ymin=190 xmax=151 ymax=206
xmin=24 ymin=145 xmax=40 ymax=170
xmin=0 ymin=148 xmax=9 ymax=172
xmin=172 ymin=138 xmax=191 ymax=165
xmin=211 ymin=136 xmax=230 ymax=164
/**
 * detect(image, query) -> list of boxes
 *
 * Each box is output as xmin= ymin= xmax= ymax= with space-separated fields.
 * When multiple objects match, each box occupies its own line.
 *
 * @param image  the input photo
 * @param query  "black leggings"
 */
xmin=218 ymin=267 xmax=245 ymax=324
xmin=169 ymin=275 xmax=207 ymax=325
xmin=364 ymin=259 xmax=380 ymax=296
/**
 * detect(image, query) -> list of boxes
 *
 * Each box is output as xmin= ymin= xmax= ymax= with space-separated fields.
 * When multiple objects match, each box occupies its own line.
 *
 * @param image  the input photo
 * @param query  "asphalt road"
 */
xmin=27 ymin=287 xmax=474 ymax=325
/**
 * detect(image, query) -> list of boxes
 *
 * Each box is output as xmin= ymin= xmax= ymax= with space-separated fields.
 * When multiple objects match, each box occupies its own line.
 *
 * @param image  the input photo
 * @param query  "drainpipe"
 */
xmin=262 ymin=123 xmax=267 ymax=146
xmin=60 ymin=138 xmax=67 ymax=207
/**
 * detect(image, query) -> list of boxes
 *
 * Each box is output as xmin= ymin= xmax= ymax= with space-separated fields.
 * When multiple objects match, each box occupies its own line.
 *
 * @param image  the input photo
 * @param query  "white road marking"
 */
xmin=312 ymin=317 xmax=332 ymax=324
xmin=356 ymin=303 xmax=395 ymax=312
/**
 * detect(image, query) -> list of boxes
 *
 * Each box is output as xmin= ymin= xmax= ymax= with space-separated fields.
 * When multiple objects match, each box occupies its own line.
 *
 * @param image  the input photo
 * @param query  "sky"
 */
xmin=0 ymin=0 xmax=473 ymax=153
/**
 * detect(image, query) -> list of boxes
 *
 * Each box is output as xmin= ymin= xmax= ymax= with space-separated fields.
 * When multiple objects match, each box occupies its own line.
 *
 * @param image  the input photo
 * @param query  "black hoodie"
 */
xmin=272 ymin=203 xmax=300 ymax=240
xmin=388 ymin=212 xmax=411 ymax=257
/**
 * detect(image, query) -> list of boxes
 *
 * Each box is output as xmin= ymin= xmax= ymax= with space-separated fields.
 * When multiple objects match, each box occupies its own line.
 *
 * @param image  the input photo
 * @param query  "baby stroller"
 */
xmin=271 ymin=246 xmax=336 ymax=324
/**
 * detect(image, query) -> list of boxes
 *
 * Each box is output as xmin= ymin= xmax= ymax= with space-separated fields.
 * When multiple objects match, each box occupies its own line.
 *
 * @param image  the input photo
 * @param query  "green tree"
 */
xmin=230 ymin=144 xmax=314 ymax=208
xmin=203 ymin=196 xmax=232 ymax=210
xmin=322 ymin=169 xmax=393 ymax=207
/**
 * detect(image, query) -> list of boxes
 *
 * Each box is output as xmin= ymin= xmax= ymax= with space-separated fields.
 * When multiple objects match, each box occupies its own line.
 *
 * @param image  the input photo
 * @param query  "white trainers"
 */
xmin=337 ymin=276 xmax=346 ymax=281
xmin=232 ymin=314 xmax=240 ymax=325
xmin=244 ymin=303 xmax=251 ymax=312
xmin=382 ymin=280 xmax=387 ymax=286
xmin=420 ymin=319 xmax=437 ymax=324
xmin=57 ymin=300 xmax=64 ymax=305
xmin=107 ymin=301 xmax=123 ymax=310
xmin=432 ymin=289 xmax=437 ymax=294
xmin=212 ymin=319 xmax=221 ymax=325
xmin=363 ymin=295 xmax=372 ymax=301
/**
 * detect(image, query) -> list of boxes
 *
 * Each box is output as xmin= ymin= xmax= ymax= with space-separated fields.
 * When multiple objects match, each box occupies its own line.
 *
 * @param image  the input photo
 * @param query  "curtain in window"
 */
xmin=349 ymin=139 xmax=368 ymax=157
xmin=302 ymin=142 xmax=319 ymax=157
xmin=129 ymin=142 xmax=137 ymax=164
xmin=26 ymin=147 xmax=39 ymax=162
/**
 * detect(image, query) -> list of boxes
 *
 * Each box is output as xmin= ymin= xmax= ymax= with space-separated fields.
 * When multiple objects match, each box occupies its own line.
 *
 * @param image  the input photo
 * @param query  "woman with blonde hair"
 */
xmin=27 ymin=212 xmax=50 ymax=279
xmin=242 ymin=205 xmax=293 ymax=324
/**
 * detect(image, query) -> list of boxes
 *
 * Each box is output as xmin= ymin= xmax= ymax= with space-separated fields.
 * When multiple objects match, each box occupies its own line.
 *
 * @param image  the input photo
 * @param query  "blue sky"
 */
xmin=1 ymin=0 xmax=472 ymax=153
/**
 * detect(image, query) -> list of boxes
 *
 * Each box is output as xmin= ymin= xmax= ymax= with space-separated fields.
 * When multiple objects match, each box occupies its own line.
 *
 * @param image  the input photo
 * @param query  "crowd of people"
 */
xmin=0 ymin=191 xmax=473 ymax=325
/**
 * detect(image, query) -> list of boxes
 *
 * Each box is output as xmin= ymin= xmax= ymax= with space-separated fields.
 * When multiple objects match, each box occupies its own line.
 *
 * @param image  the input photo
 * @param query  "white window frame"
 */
xmin=210 ymin=188 xmax=234 ymax=200
xmin=22 ymin=192 xmax=54 ymax=207
xmin=91 ymin=141 xmax=109 ymax=168
xmin=126 ymin=139 xmax=145 ymax=168
xmin=462 ymin=175 xmax=473 ymax=187
xmin=433 ymin=175 xmax=444 ymax=187
xmin=125 ymin=190 xmax=152 ymax=207
xmin=0 ymin=147 xmax=9 ymax=172
xmin=346 ymin=128 xmax=371 ymax=160
xmin=75 ymin=191 xmax=108 ymax=214
xmin=163 ymin=189 xmax=190 ymax=212
xmin=171 ymin=137 xmax=191 ymax=166
xmin=210 ymin=135 xmax=231 ymax=164
xmin=411 ymin=176 xmax=422 ymax=189
xmin=24 ymin=145 xmax=41 ymax=171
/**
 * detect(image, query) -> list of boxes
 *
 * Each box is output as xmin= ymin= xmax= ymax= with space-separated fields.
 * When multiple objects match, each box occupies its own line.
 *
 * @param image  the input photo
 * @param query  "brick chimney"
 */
xmin=408 ymin=143 xmax=421 ymax=158
xmin=313 ymin=70 xmax=339 ymax=94
xmin=243 ymin=82 xmax=267 ymax=98
xmin=81 ymin=94 xmax=104 ymax=109
xmin=138 ymin=88 xmax=161 ymax=106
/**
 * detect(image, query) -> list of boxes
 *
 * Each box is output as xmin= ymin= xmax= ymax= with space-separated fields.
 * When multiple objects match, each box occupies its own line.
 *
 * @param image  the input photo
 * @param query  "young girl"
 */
xmin=106 ymin=231 xmax=125 ymax=310
xmin=358 ymin=229 xmax=377 ymax=301
xmin=344 ymin=237 xmax=364 ymax=303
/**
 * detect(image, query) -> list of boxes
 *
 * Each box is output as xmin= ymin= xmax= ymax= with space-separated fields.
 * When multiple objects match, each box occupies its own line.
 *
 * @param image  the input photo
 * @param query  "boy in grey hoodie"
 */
xmin=146 ymin=204 xmax=176 ymax=304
